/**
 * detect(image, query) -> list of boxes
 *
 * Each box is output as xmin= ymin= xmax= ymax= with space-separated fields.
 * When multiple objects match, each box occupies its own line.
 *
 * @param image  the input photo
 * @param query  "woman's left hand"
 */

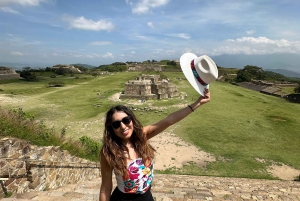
xmin=198 ymin=89 xmax=210 ymax=105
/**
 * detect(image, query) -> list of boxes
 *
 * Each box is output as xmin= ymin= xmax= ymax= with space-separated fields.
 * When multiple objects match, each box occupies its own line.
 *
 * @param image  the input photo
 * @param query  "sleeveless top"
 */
xmin=115 ymin=158 xmax=154 ymax=194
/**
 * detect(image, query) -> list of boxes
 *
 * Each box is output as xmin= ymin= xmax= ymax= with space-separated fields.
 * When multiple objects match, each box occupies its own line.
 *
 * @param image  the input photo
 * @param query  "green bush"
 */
xmin=294 ymin=84 xmax=300 ymax=93
xmin=47 ymin=81 xmax=65 ymax=87
xmin=0 ymin=108 xmax=100 ymax=161
xmin=20 ymin=71 xmax=38 ymax=81
xmin=79 ymin=136 xmax=101 ymax=161
xmin=285 ymin=94 xmax=300 ymax=103
xmin=236 ymin=70 xmax=251 ymax=82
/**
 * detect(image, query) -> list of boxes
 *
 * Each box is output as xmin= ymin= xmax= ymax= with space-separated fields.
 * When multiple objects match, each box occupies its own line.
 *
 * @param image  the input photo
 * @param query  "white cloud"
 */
xmin=217 ymin=37 xmax=300 ymax=55
xmin=0 ymin=0 xmax=48 ymax=7
xmin=246 ymin=30 xmax=255 ymax=35
xmin=72 ymin=54 xmax=84 ymax=58
xmin=24 ymin=41 xmax=42 ymax=46
xmin=86 ymin=54 xmax=101 ymax=58
xmin=126 ymin=0 xmax=170 ymax=14
xmin=89 ymin=41 xmax=112 ymax=45
xmin=147 ymin=22 xmax=154 ymax=28
xmin=135 ymin=35 xmax=149 ymax=40
xmin=165 ymin=33 xmax=191 ymax=40
xmin=10 ymin=51 xmax=23 ymax=56
xmin=131 ymin=51 xmax=136 ymax=54
xmin=102 ymin=52 xmax=113 ymax=58
xmin=0 ymin=7 xmax=19 ymax=14
xmin=232 ymin=37 xmax=291 ymax=47
xmin=62 ymin=15 xmax=115 ymax=31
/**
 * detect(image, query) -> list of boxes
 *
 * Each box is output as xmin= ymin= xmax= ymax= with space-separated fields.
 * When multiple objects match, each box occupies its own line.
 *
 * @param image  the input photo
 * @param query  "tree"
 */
xmin=20 ymin=67 xmax=38 ymax=81
xmin=55 ymin=67 xmax=68 ymax=75
xmin=167 ymin=60 xmax=177 ymax=66
xmin=45 ymin=67 xmax=52 ymax=72
xmin=243 ymin=65 xmax=266 ymax=80
xmin=294 ymin=83 xmax=300 ymax=93
xmin=22 ymin=66 xmax=31 ymax=71
xmin=236 ymin=70 xmax=251 ymax=82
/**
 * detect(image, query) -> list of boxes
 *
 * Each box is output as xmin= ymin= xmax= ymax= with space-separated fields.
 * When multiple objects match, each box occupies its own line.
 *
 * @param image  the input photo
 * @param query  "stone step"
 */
xmin=2 ymin=174 xmax=300 ymax=200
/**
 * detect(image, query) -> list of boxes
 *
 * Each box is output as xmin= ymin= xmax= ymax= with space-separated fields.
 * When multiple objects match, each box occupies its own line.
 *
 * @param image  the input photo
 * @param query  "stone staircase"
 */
xmin=2 ymin=174 xmax=300 ymax=201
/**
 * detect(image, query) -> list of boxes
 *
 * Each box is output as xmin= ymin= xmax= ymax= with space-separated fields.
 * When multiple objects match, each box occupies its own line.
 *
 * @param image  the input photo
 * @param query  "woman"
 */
xmin=99 ymin=89 xmax=211 ymax=201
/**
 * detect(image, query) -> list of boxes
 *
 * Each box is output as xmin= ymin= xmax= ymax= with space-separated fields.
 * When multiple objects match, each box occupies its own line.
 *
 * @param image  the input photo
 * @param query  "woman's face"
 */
xmin=111 ymin=111 xmax=134 ymax=143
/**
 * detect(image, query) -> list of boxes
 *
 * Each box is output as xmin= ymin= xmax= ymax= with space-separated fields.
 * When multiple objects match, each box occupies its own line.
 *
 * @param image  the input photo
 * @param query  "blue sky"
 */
xmin=0 ymin=0 xmax=300 ymax=67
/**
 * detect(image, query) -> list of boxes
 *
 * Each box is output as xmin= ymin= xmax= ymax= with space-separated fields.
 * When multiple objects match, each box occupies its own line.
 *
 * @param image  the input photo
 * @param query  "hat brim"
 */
xmin=180 ymin=53 xmax=209 ymax=96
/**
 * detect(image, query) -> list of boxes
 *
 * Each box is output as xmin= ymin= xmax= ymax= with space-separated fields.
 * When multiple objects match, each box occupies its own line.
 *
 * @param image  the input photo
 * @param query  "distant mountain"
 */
xmin=0 ymin=61 xmax=98 ymax=70
xmin=0 ymin=62 xmax=53 ymax=70
xmin=265 ymin=69 xmax=300 ymax=78
xmin=211 ymin=53 xmax=300 ymax=74
xmin=2 ymin=53 xmax=300 ymax=75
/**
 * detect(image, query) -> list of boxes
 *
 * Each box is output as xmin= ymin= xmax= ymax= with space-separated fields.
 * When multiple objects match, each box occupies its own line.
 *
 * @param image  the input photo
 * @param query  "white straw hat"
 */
xmin=180 ymin=53 xmax=218 ymax=96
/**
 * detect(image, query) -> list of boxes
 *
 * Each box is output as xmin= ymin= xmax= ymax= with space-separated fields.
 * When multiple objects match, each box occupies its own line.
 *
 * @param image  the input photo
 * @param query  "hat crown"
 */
xmin=193 ymin=55 xmax=218 ymax=84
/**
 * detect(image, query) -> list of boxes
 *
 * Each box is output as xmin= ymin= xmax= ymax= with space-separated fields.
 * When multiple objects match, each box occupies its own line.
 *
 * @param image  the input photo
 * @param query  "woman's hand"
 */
xmin=198 ymin=89 xmax=210 ymax=105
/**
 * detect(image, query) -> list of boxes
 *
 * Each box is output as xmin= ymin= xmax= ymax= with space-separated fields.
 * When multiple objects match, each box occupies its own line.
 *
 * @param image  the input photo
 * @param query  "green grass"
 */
xmin=169 ymin=81 xmax=300 ymax=179
xmin=0 ymin=108 xmax=99 ymax=161
xmin=280 ymin=86 xmax=295 ymax=95
xmin=1 ymin=72 xmax=300 ymax=179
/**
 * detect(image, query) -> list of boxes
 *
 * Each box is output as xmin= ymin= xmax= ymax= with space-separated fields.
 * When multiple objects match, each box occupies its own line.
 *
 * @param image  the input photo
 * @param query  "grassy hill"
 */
xmin=0 ymin=72 xmax=300 ymax=179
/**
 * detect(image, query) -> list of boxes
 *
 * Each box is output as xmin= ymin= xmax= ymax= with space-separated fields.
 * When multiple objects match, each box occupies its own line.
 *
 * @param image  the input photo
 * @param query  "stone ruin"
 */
xmin=127 ymin=63 xmax=162 ymax=72
xmin=0 ymin=137 xmax=100 ymax=198
xmin=52 ymin=64 xmax=82 ymax=73
xmin=0 ymin=67 xmax=21 ymax=80
xmin=120 ymin=74 xmax=179 ymax=100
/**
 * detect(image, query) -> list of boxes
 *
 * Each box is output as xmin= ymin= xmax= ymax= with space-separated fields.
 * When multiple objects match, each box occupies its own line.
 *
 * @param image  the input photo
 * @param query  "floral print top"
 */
xmin=115 ymin=158 xmax=154 ymax=194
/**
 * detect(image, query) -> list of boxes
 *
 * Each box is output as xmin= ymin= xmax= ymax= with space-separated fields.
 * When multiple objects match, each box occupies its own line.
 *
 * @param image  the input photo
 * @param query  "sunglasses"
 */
xmin=111 ymin=116 xmax=132 ymax=129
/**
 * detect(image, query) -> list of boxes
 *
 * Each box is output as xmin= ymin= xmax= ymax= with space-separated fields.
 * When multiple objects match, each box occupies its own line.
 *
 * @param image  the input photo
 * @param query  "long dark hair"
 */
xmin=101 ymin=105 xmax=155 ymax=179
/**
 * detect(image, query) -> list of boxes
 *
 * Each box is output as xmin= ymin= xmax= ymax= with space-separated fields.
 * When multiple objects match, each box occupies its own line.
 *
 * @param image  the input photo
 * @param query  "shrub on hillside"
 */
xmin=79 ymin=136 xmax=101 ymax=161
xmin=0 ymin=108 xmax=55 ymax=143
xmin=236 ymin=70 xmax=251 ymax=82
xmin=0 ymin=107 xmax=100 ymax=161
xmin=47 ymin=81 xmax=65 ymax=87
xmin=20 ymin=70 xmax=38 ymax=81
xmin=285 ymin=94 xmax=300 ymax=103
xmin=294 ymin=84 xmax=300 ymax=93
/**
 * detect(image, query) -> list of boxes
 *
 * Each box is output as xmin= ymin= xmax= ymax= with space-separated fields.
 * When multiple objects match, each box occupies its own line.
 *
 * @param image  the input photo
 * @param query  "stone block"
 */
xmin=0 ymin=138 xmax=100 ymax=196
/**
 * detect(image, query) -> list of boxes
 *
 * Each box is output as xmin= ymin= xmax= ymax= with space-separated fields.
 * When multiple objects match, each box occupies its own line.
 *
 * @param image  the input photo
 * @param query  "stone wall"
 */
xmin=127 ymin=64 xmax=162 ymax=72
xmin=124 ymin=80 xmax=152 ymax=96
xmin=120 ymin=75 xmax=179 ymax=100
xmin=162 ymin=68 xmax=181 ymax=72
xmin=235 ymin=80 xmax=299 ymax=99
xmin=0 ymin=67 xmax=21 ymax=80
xmin=52 ymin=65 xmax=82 ymax=73
xmin=0 ymin=138 xmax=100 ymax=198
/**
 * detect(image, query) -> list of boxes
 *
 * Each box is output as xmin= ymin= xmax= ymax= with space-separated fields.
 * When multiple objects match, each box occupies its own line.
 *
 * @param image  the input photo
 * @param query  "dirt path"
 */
xmin=149 ymin=130 xmax=216 ymax=170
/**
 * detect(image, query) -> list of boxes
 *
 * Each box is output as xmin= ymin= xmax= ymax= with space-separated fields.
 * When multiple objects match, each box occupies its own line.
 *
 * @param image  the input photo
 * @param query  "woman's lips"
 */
xmin=122 ymin=129 xmax=129 ymax=136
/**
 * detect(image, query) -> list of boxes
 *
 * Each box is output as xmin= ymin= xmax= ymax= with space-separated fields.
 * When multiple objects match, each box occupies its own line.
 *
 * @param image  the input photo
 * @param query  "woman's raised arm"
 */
xmin=144 ymin=89 xmax=211 ymax=139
